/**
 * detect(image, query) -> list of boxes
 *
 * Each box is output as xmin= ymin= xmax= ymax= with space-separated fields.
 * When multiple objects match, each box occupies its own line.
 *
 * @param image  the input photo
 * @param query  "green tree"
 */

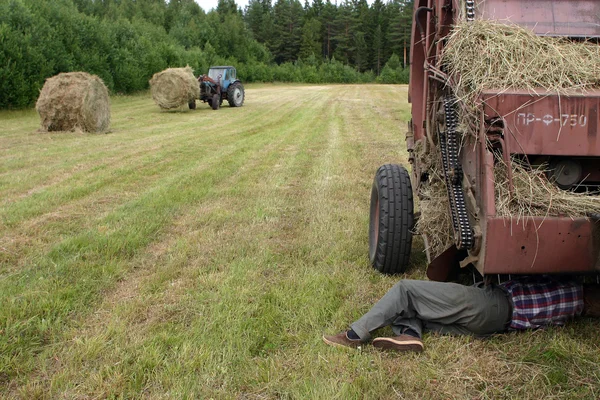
xmin=245 ymin=0 xmax=274 ymax=44
xmin=271 ymin=0 xmax=303 ymax=63
xmin=353 ymin=31 xmax=368 ymax=72
xmin=388 ymin=0 xmax=412 ymax=68
xmin=320 ymin=0 xmax=336 ymax=59
xmin=372 ymin=24 xmax=383 ymax=74
xmin=332 ymin=0 xmax=352 ymax=64
xmin=299 ymin=17 xmax=322 ymax=59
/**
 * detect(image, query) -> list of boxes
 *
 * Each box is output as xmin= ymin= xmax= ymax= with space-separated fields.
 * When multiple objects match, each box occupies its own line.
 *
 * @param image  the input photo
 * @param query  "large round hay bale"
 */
xmin=149 ymin=66 xmax=200 ymax=110
xmin=36 ymin=72 xmax=111 ymax=133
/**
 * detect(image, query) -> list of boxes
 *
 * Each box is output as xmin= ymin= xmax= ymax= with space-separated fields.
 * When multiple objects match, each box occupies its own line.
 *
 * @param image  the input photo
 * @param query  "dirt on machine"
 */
xmin=189 ymin=66 xmax=245 ymax=111
xmin=369 ymin=0 xmax=600 ymax=281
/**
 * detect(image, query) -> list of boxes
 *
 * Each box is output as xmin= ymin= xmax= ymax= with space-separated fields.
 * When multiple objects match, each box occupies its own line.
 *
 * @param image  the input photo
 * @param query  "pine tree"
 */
xmin=320 ymin=0 xmax=336 ymax=59
xmin=299 ymin=17 xmax=322 ymax=59
xmin=388 ymin=0 xmax=412 ymax=67
xmin=332 ymin=0 xmax=352 ymax=64
xmin=372 ymin=24 xmax=383 ymax=74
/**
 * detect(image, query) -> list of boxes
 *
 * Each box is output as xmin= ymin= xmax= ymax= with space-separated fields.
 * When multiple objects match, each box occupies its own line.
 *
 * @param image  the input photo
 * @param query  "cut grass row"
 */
xmin=1 ymin=84 xmax=599 ymax=398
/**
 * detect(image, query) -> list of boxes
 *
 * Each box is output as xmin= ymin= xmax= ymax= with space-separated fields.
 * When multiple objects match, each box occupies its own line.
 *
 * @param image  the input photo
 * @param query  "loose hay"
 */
xmin=416 ymin=172 xmax=454 ymax=260
xmin=413 ymin=141 xmax=454 ymax=260
xmin=150 ymin=66 xmax=199 ymax=110
xmin=443 ymin=20 xmax=600 ymax=136
xmin=494 ymin=159 xmax=600 ymax=220
xmin=36 ymin=72 xmax=111 ymax=133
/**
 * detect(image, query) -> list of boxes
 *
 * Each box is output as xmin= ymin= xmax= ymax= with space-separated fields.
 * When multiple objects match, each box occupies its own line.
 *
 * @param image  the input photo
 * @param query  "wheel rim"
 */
xmin=234 ymin=88 xmax=242 ymax=105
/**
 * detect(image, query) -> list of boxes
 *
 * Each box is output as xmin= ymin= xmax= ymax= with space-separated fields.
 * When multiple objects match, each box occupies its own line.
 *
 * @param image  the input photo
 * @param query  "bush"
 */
xmin=376 ymin=54 xmax=410 ymax=84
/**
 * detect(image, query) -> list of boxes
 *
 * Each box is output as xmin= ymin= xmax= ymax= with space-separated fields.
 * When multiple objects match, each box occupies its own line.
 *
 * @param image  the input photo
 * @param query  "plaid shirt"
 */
xmin=499 ymin=278 xmax=584 ymax=330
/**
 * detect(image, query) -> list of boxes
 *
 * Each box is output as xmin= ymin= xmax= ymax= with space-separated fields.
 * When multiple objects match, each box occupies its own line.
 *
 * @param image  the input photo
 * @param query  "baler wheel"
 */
xmin=227 ymin=82 xmax=245 ymax=107
xmin=188 ymin=100 xmax=196 ymax=110
xmin=211 ymin=94 xmax=220 ymax=110
xmin=369 ymin=164 xmax=414 ymax=274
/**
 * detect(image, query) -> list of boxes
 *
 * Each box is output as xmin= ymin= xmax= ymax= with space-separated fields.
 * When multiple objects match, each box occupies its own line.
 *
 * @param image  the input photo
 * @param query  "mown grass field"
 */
xmin=1 ymin=84 xmax=599 ymax=399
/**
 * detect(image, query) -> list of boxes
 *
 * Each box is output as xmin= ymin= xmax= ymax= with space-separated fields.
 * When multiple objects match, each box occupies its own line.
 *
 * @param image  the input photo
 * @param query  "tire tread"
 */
xmin=371 ymin=164 xmax=413 ymax=274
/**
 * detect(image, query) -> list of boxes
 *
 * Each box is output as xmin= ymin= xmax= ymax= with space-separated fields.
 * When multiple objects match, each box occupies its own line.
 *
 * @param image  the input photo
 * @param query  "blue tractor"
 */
xmin=193 ymin=66 xmax=245 ymax=110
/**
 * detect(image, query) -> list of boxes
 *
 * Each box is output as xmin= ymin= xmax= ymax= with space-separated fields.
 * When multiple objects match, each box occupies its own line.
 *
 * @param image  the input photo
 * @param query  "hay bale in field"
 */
xmin=149 ymin=66 xmax=199 ymax=110
xmin=36 ymin=72 xmax=111 ymax=133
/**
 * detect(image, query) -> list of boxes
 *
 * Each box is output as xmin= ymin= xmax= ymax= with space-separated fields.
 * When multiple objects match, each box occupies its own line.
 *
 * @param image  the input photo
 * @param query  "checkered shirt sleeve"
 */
xmin=500 ymin=278 xmax=584 ymax=330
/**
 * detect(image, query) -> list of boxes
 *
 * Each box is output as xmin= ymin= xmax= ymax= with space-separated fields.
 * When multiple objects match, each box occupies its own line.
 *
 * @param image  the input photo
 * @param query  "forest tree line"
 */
xmin=0 ymin=0 xmax=413 ymax=108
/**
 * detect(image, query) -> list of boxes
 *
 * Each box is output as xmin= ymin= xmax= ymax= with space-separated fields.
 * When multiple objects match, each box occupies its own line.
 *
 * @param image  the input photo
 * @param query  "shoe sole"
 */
xmin=322 ymin=335 xmax=360 ymax=349
xmin=372 ymin=337 xmax=423 ymax=352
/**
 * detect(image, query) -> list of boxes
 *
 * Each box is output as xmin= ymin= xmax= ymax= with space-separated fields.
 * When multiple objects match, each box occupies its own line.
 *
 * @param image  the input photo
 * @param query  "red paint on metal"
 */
xmin=481 ymin=89 xmax=600 ymax=156
xmin=408 ymin=0 xmax=600 ymax=277
xmin=479 ymin=0 xmax=600 ymax=37
xmin=483 ymin=217 xmax=600 ymax=274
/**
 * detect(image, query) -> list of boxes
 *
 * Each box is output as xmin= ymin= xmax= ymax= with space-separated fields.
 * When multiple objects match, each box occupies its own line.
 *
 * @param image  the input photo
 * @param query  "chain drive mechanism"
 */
xmin=465 ymin=0 xmax=475 ymax=21
xmin=438 ymin=96 xmax=474 ymax=250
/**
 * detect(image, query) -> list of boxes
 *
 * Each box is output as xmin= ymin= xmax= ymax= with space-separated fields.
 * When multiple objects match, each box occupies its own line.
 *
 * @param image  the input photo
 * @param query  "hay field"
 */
xmin=1 ymin=85 xmax=599 ymax=399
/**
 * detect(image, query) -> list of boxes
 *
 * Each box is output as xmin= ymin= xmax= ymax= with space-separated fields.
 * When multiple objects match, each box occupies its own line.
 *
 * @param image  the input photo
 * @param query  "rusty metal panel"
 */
xmin=478 ymin=0 xmax=600 ymax=37
xmin=483 ymin=217 xmax=600 ymax=274
xmin=481 ymin=89 xmax=600 ymax=156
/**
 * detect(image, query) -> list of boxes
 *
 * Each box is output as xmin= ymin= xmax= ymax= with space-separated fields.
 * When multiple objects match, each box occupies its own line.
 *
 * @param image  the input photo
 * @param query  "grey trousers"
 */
xmin=350 ymin=279 xmax=511 ymax=340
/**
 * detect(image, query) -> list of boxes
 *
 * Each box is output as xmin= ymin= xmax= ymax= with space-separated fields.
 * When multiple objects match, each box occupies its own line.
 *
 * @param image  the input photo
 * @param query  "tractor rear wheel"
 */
xmin=211 ymin=94 xmax=220 ymax=110
xmin=369 ymin=164 xmax=414 ymax=274
xmin=227 ymin=82 xmax=245 ymax=107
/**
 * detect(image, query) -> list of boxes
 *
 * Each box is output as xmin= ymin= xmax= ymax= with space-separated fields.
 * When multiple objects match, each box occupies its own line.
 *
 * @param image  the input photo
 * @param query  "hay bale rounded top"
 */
xmin=36 ymin=72 xmax=111 ymax=133
xmin=150 ymin=66 xmax=200 ymax=110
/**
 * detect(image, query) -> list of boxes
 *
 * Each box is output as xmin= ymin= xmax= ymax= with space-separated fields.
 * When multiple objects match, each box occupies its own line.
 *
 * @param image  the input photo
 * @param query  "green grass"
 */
xmin=1 ymin=84 xmax=599 ymax=399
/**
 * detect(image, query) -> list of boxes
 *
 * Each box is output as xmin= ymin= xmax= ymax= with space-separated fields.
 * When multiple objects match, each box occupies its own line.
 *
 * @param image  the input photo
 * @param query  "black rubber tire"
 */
xmin=211 ymin=94 xmax=220 ymax=110
xmin=227 ymin=82 xmax=245 ymax=107
xmin=369 ymin=164 xmax=414 ymax=274
xmin=188 ymin=100 xmax=196 ymax=110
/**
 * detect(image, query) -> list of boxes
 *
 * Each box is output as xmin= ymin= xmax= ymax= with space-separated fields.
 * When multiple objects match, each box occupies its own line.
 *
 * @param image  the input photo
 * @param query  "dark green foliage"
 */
xmin=376 ymin=54 xmax=409 ymax=84
xmin=0 ymin=0 xmax=413 ymax=108
xmin=246 ymin=0 xmax=413 ymax=75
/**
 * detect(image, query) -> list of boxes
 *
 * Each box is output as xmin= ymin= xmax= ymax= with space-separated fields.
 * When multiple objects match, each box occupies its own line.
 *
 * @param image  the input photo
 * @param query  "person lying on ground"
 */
xmin=323 ymin=277 xmax=600 ymax=353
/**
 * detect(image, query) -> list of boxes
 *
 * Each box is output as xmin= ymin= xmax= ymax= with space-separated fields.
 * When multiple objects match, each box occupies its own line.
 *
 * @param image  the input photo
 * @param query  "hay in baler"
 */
xmin=494 ymin=159 xmax=600 ymax=219
xmin=443 ymin=20 xmax=600 ymax=136
xmin=149 ymin=66 xmax=199 ymax=110
xmin=442 ymin=21 xmax=600 ymax=217
xmin=36 ymin=72 xmax=111 ymax=133
xmin=413 ymin=141 xmax=454 ymax=260
xmin=415 ymin=21 xmax=600 ymax=258
xmin=416 ymin=170 xmax=454 ymax=260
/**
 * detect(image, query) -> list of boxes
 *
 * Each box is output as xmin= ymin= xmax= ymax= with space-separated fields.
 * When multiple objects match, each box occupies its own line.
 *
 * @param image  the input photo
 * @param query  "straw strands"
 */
xmin=494 ymin=159 xmax=600 ymax=219
xmin=36 ymin=72 xmax=111 ymax=133
xmin=150 ymin=66 xmax=199 ymax=110
xmin=413 ymin=141 xmax=454 ymax=259
xmin=443 ymin=20 xmax=600 ymax=136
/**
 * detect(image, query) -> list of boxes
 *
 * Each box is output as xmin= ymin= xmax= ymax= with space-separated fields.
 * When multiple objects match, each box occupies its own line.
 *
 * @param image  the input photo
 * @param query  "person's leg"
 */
xmin=350 ymin=280 xmax=510 ymax=340
xmin=421 ymin=321 xmax=472 ymax=336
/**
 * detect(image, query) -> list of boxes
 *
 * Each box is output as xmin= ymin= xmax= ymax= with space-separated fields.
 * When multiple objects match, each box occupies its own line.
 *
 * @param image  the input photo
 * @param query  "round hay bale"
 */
xmin=149 ymin=66 xmax=200 ymax=110
xmin=36 ymin=72 xmax=111 ymax=133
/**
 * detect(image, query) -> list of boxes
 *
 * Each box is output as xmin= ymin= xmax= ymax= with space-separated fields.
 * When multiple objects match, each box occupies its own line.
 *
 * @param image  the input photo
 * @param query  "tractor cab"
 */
xmin=207 ymin=66 xmax=237 ymax=89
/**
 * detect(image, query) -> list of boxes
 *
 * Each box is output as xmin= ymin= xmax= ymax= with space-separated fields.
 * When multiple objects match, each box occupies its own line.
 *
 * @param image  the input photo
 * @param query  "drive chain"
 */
xmin=439 ymin=96 xmax=474 ymax=250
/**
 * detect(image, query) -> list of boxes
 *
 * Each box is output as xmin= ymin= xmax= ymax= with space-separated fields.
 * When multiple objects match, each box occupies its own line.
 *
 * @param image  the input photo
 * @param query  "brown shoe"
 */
xmin=372 ymin=334 xmax=424 ymax=352
xmin=322 ymin=331 xmax=363 ymax=349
